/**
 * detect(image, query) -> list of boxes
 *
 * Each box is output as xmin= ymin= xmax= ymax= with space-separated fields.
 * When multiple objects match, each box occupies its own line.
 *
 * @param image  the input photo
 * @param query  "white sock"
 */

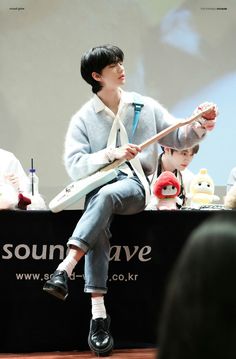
xmin=92 ymin=296 xmax=107 ymax=319
xmin=57 ymin=256 xmax=77 ymax=278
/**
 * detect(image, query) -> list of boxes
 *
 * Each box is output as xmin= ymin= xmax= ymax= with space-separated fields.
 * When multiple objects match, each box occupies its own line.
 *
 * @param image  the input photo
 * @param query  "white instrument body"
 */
xmin=49 ymin=105 xmax=215 ymax=213
xmin=49 ymin=168 xmax=117 ymax=213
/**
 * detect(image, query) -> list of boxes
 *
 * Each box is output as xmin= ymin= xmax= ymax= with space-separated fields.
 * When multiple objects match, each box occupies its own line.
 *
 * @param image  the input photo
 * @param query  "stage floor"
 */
xmin=0 ymin=348 xmax=157 ymax=359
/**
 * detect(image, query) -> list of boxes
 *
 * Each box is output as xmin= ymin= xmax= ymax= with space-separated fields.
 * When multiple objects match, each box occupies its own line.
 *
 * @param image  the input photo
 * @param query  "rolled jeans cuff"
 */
xmin=84 ymin=286 xmax=107 ymax=294
xmin=67 ymin=236 xmax=89 ymax=253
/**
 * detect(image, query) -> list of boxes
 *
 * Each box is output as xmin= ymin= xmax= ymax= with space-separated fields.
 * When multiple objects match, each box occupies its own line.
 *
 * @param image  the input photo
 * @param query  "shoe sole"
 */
xmin=88 ymin=335 xmax=114 ymax=357
xmin=43 ymin=283 xmax=68 ymax=301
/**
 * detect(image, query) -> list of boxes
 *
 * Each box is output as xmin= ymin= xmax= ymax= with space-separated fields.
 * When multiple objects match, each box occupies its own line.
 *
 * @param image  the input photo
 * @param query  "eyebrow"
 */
xmin=180 ymin=150 xmax=193 ymax=155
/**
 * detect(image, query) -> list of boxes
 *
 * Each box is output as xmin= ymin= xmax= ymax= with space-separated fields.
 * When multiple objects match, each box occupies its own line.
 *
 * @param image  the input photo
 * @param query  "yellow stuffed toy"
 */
xmin=188 ymin=168 xmax=220 ymax=209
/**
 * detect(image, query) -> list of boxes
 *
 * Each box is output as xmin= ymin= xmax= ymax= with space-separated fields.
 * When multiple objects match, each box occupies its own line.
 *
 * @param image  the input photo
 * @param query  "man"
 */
xmin=0 ymin=148 xmax=28 ymax=193
xmin=227 ymin=167 xmax=236 ymax=192
xmin=147 ymin=145 xmax=199 ymax=209
xmin=43 ymin=45 xmax=218 ymax=356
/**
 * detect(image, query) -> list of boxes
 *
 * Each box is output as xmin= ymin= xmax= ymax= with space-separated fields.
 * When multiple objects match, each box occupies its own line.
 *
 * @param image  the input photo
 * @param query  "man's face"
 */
xmin=167 ymin=148 xmax=195 ymax=171
xmin=93 ymin=62 xmax=125 ymax=90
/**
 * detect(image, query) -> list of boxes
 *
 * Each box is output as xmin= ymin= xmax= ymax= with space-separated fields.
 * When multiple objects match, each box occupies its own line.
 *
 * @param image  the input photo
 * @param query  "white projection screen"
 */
xmin=0 ymin=0 xmax=235 ymax=205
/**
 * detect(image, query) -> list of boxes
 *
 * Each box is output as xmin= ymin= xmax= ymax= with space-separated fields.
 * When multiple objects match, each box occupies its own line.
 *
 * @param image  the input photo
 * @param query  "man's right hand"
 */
xmin=114 ymin=144 xmax=141 ymax=161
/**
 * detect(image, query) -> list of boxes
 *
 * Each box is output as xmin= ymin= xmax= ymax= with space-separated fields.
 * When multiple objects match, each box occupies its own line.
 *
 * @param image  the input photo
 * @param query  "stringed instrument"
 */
xmin=49 ymin=105 xmax=214 ymax=212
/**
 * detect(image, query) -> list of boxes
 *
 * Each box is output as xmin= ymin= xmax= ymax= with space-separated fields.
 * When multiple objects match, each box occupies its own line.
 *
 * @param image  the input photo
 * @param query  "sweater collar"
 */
xmin=93 ymin=89 xmax=134 ymax=113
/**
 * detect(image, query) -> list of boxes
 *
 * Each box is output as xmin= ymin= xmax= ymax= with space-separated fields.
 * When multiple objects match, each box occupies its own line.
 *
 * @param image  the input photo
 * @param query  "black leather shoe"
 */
xmin=43 ymin=270 xmax=68 ymax=300
xmin=88 ymin=315 xmax=114 ymax=356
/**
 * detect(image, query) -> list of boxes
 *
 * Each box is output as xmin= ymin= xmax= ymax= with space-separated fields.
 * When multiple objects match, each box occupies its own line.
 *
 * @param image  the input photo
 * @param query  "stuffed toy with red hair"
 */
xmin=153 ymin=171 xmax=181 ymax=210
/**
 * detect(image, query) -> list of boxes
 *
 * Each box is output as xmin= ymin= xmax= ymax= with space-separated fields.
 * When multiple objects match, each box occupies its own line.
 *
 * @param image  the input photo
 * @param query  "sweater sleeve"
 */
xmin=64 ymin=113 xmax=111 ymax=181
xmin=152 ymin=99 xmax=206 ymax=149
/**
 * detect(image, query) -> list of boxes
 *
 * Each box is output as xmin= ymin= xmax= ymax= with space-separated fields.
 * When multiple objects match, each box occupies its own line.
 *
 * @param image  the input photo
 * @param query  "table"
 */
xmin=0 ymin=209 xmax=227 ymax=352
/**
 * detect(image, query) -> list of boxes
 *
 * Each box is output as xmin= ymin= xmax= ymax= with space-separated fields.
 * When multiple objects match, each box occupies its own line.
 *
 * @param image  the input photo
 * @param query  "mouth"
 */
xmin=119 ymin=74 xmax=125 ymax=80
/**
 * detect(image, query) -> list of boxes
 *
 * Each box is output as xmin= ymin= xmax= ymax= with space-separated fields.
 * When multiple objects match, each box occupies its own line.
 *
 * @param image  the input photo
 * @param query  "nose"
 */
xmin=185 ymin=154 xmax=192 ymax=162
xmin=183 ymin=159 xmax=190 ymax=165
xmin=117 ymin=63 xmax=124 ymax=72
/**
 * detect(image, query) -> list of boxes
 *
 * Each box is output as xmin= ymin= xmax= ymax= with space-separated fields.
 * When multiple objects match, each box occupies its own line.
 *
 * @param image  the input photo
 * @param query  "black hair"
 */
xmin=161 ymin=144 xmax=200 ymax=155
xmin=157 ymin=212 xmax=236 ymax=359
xmin=80 ymin=45 xmax=124 ymax=94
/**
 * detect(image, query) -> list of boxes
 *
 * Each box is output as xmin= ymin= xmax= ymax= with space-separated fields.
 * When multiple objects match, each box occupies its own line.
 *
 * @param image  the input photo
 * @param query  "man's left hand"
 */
xmin=197 ymin=102 xmax=219 ymax=131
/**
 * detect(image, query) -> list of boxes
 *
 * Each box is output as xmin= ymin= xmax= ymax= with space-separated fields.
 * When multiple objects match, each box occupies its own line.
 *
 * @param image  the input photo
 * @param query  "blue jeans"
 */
xmin=67 ymin=171 xmax=146 ymax=293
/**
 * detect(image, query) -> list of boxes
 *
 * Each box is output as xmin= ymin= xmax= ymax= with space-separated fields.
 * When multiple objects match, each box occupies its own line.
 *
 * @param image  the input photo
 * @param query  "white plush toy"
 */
xmin=188 ymin=168 xmax=220 ymax=209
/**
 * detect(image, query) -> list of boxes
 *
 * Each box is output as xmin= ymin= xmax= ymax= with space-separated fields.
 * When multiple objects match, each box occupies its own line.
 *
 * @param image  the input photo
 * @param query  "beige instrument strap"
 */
xmin=106 ymin=104 xmax=150 ymax=205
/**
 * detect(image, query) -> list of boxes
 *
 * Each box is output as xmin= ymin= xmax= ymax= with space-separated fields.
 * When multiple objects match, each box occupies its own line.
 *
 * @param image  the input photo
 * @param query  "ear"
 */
xmin=165 ymin=147 xmax=171 ymax=155
xmin=91 ymin=71 xmax=102 ymax=82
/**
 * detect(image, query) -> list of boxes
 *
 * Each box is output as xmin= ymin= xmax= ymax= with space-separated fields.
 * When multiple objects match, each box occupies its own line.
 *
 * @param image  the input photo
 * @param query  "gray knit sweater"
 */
xmin=64 ymin=90 xmax=205 ymax=181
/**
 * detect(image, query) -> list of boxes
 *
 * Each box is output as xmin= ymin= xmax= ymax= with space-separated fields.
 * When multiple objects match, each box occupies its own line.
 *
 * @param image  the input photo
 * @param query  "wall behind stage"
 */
xmin=0 ymin=0 xmax=235 ymax=206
